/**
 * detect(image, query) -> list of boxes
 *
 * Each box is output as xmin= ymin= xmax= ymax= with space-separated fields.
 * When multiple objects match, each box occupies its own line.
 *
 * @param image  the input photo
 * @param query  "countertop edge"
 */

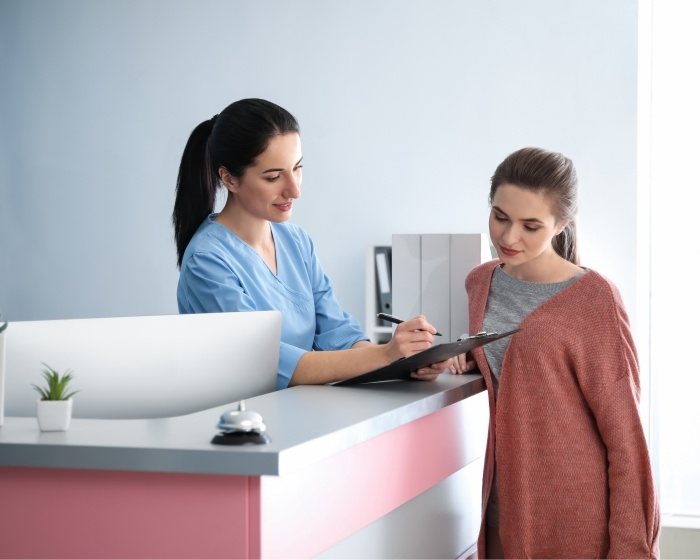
xmin=0 ymin=375 xmax=486 ymax=476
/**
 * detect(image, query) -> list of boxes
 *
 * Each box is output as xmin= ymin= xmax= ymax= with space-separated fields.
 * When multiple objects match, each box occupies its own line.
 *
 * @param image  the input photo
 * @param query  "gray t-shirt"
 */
xmin=483 ymin=265 xmax=584 ymax=394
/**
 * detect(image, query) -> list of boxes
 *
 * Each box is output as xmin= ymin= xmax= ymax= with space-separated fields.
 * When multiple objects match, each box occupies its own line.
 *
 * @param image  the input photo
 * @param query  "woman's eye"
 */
xmin=524 ymin=225 xmax=540 ymax=232
xmin=265 ymin=175 xmax=281 ymax=182
xmin=494 ymin=214 xmax=508 ymax=222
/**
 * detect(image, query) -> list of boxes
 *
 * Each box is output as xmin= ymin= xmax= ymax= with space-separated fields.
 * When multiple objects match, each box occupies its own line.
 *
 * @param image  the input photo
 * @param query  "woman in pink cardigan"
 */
xmin=456 ymin=147 xmax=660 ymax=558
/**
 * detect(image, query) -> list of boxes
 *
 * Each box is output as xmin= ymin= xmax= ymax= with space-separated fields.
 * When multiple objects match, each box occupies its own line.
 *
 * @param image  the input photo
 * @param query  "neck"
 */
xmin=502 ymin=251 xmax=579 ymax=283
xmin=216 ymin=202 xmax=272 ymax=252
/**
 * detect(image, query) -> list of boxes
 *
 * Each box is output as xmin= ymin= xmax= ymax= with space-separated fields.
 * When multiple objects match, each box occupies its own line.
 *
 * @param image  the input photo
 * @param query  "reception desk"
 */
xmin=0 ymin=374 xmax=488 ymax=559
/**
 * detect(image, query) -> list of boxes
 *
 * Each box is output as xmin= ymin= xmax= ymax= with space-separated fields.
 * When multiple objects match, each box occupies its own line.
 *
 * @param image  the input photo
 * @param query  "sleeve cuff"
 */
xmin=277 ymin=342 xmax=307 ymax=390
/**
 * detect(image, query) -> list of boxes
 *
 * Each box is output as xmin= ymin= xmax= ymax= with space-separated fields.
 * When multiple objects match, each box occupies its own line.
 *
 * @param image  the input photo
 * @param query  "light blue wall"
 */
xmin=0 ymin=0 xmax=638 ymax=326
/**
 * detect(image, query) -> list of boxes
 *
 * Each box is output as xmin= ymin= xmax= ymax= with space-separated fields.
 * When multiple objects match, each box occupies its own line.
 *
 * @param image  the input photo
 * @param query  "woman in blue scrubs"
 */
xmin=173 ymin=98 xmax=446 ymax=388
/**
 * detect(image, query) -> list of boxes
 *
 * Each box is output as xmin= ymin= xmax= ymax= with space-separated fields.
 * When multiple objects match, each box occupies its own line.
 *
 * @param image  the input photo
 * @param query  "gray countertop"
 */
xmin=0 ymin=374 xmax=485 ymax=476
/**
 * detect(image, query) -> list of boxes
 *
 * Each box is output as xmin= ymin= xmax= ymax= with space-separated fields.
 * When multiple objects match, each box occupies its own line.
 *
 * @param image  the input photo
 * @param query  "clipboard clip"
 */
xmin=458 ymin=331 xmax=497 ymax=341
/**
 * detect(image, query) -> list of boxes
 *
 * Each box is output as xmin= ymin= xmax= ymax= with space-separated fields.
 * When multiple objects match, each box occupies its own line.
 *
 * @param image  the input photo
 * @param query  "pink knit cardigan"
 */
xmin=466 ymin=260 xmax=660 ymax=559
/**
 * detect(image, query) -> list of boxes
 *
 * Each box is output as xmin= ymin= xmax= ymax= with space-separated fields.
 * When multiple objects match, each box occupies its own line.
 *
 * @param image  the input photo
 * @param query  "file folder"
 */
xmin=374 ymin=246 xmax=393 ymax=326
xmin=333 ymin=329 xmax=519 ymax=386
xmin=392 ymin=233 xmax=491 ymax=340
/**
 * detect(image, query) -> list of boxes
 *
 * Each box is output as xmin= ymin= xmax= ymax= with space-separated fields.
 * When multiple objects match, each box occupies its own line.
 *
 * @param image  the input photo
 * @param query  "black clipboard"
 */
xmin=333 ymin=329 xmax=519 ymax=386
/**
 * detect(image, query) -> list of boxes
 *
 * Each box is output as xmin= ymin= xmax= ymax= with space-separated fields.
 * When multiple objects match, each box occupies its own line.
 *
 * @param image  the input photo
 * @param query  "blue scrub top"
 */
xmin=177 ymin=215 xmax=368 ymax=389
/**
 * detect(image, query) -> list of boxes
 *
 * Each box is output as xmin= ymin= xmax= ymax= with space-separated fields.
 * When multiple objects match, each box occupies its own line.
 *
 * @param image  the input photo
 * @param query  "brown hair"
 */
xmin=489 ymin=147 xmax=579 ymax=264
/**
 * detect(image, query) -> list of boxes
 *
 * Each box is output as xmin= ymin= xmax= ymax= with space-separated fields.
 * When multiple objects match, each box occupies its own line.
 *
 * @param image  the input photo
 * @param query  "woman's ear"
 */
xmin=555 ymin=220 xmax=569 ymax=236
xmin=219 ymin=167 xmax=239 ymax=194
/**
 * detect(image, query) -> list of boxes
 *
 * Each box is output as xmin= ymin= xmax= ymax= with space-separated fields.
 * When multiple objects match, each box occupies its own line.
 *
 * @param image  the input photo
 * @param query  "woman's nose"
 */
xmin=502 ymin=224 xmax=519 ymax=245
xmin=284 ymin=174 xmax=301 ymax=198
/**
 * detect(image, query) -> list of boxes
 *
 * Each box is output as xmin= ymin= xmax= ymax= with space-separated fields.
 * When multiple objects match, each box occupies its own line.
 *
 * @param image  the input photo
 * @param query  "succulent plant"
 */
xmin=32 ymin=363 xmax=80 ymax=401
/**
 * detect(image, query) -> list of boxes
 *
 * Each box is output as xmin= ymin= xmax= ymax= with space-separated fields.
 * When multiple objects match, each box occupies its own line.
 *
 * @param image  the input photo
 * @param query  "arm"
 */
xmin=301 ymin=231 xmax=370 ymax=351
xmin=290 ymin=315 xmax=443 ymax=385
xmin=352 ymin=335 xmax=453 ymax=382
xmin=289 ymin=231 xmax=447 ymax=384
xmin=181 ymin=251 xmax=445 ymax=386
xmin=577 ymin=286 xmax=660 ymax=558
xmin=586 ymin=375 xmax=660 ymax=559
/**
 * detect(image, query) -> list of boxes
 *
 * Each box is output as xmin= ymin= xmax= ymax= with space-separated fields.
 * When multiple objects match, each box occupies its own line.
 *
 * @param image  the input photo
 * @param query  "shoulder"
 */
xmin=181 ymin=216 xmax=240 ymax=271
xmin=558 ymin=268 xmax=639 ymax=391
xmin=561 ymin=268 xmax=632 ymax=340
xmin=575 ymin=268 xmax=627 ymax=309
xmin=466 ymin=259 xmax=500 ymax=289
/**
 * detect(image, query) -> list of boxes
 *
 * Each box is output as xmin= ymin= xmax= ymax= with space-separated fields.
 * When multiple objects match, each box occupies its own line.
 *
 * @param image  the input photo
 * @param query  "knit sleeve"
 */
xmin=575 ymin=281 xmax=660 ymax=559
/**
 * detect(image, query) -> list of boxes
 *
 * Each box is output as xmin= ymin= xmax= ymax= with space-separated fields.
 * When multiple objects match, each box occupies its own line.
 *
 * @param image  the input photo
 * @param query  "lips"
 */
xmin=499 ymin=245 xmax=520 ymax=257
xmin=274 ymin=202 xmax=293 ymax=212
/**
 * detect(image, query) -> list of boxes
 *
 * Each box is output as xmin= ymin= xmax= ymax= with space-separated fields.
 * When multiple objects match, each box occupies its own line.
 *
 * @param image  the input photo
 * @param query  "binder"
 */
xmin=374 ymin=246 xmax=393 ymax=326
xmin=421 ymin=234 xmax=450 ymax=341
xmin=392 ymin=233 xmax=491 ymax=340
xmin=391 ymin=234 xmax=421 ymax=320
xmin=333 ymin=329 xmax=519 ymax=386
xmin=450 ymin=234 xmax=492 ymax=339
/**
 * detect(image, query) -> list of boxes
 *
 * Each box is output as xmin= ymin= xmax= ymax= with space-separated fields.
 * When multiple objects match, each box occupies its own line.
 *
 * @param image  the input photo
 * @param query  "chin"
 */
xmin=269 ymin=214 xmax=292 ymax=223
xmin=499 ymin=254 xmax=525 ymax=266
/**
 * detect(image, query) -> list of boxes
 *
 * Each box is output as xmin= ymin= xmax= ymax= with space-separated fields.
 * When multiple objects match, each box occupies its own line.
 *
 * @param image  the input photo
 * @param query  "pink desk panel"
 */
xmin=0 ymin=397 xmax=484 ymax=559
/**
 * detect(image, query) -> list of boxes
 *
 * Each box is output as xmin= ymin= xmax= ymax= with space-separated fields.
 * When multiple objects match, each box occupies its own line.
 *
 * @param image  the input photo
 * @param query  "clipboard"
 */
xmin=333 ymin=328 xmax=519 ymax=386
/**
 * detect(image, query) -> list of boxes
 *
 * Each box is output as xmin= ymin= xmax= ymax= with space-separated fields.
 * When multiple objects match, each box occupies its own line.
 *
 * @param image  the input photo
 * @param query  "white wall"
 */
xmin=0 ymin=0 xmax=638 ymax=330
xmin=646 ymin=0 xmax=700 ymax=530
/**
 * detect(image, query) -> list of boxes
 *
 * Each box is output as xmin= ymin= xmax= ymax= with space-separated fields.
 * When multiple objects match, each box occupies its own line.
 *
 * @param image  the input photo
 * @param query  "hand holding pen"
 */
xmin=378 ymin=313 xmax=441 ymax=358
xmin=378 ymin=313 xmax=475 ymax=376
xmin=378 ymin=313 xmax=448 ymax=380
xmin=377 ymin=313 xmax=443 ymax=336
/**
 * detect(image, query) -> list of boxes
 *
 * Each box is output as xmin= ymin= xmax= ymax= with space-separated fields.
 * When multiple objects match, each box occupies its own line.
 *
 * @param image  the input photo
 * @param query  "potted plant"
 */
xmin=32 ymin=362 xmax=79 ymax=431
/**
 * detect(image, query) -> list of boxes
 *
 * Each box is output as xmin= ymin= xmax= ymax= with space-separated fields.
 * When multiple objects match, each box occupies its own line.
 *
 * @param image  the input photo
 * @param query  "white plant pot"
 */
xmin=36 ymin=399 xmax=73 ymax=432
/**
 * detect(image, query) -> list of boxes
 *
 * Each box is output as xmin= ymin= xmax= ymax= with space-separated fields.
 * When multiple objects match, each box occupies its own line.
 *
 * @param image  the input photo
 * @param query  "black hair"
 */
xmin=172 ymin=98 xmax=299 ymax=267
xmin=489 ymin=147 xmax=579 ymax=265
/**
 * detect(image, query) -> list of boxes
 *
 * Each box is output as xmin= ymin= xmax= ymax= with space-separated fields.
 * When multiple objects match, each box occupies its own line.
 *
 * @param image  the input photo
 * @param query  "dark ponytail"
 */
xmin=173 ymin=118 xmax=218 ymax=267
xmin=172 ymin=99 xmax=299 ymax=268
xmin=490 ymin=147 xmax=580 ymax=265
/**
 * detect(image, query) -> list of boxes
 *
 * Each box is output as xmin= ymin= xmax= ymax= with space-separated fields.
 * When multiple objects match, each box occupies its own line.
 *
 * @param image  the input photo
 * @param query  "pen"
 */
xmin=377 ymin=313 xmax=443 ymax=336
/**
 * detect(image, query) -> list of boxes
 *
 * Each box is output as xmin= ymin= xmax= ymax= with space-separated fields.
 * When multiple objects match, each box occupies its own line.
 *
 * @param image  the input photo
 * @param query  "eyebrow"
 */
xmin=492 ymin=205 xmax=545 ymax=225
xmin=261 ymin=156 xmax=303 ymax=174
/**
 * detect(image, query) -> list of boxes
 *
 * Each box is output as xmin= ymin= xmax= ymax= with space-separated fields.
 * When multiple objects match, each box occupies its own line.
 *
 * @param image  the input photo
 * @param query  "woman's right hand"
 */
xmin=449 ymin=352 xmax=477 ymax=374
xmin=384 ymin=315 xmax=438 ymax=362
